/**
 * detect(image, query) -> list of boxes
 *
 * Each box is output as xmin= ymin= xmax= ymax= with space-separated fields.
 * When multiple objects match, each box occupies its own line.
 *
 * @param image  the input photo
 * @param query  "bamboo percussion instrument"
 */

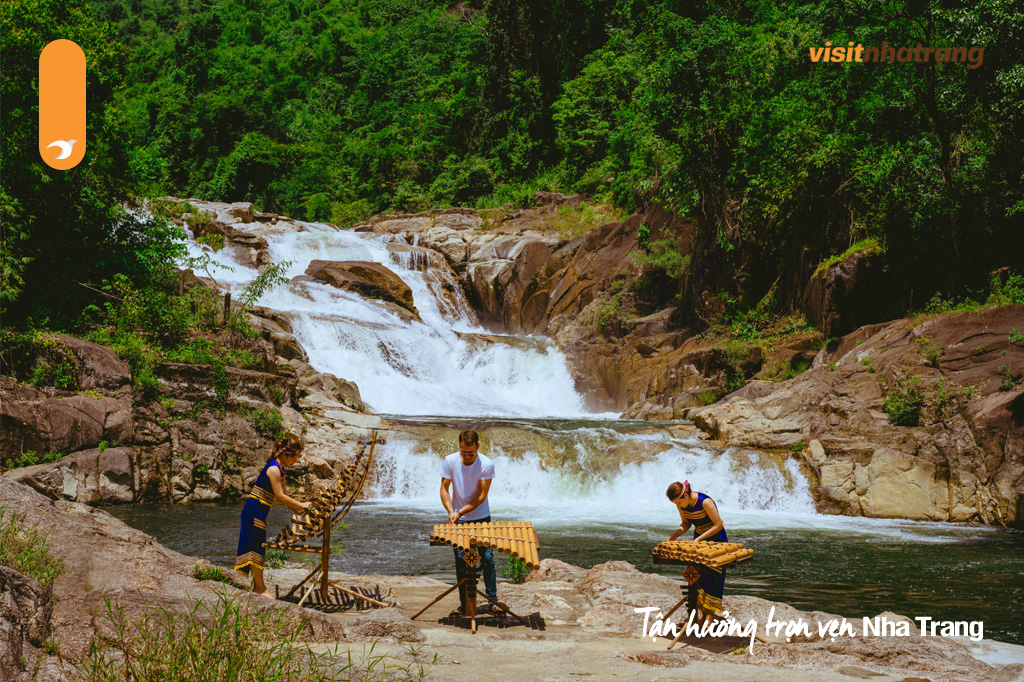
xmin=265 ymin=433 xmax=376 ymax=551
xmin=429 ymin=521 xmax=541 ymax=570
xmin=651 ymin=540 xmax=754 ymax=568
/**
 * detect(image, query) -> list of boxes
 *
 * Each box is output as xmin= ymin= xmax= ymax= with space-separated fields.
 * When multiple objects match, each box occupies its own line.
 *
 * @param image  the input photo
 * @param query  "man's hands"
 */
xmin=448 ymin=508 xmax=461 ymax=524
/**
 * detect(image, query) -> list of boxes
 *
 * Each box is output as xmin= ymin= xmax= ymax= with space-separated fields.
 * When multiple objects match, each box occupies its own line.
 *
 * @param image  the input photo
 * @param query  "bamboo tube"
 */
xmin=496 ymin=528 xmax=507 ymax=555
xmin=492 ymin=522 xmax=501 ymax=552
xmin=523 ymin=525 xmax=533 ymax=567
xmin=484 ymin=521 xmax=494 ymax=552
xmin=513 ymin=522 xmax=525 ymax=559
xmin=713 ymin=548 xmax=754 ymax=567
xmin=503 ymin=523 xmax=515 ymax=558
xmin=530 ymin=524 xmax=539 ymax=568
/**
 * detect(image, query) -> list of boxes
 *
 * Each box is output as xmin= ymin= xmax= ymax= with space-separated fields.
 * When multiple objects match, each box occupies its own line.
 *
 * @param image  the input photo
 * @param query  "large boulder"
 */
xmin=6 ymin=447 xmax=138 ymax=504
xmin=304 ymin=260 xmax=418 ymax=316
xmin=801 ymin=251 xmax=894 ymax=337
xmin=0 ymin=378 xmax=132 ymax=466
xmin=575 ymin=561 xmax=683 ymax=633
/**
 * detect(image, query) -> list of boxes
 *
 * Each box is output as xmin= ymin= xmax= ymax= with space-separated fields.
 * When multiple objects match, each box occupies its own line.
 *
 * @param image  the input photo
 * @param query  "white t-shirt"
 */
xmin=441 ymin=452 xmax=494 ymax=521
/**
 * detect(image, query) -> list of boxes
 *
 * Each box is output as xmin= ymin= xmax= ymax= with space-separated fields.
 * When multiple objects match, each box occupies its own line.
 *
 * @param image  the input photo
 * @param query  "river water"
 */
xmin=110 ymin=213 xmax=1024 ymax=644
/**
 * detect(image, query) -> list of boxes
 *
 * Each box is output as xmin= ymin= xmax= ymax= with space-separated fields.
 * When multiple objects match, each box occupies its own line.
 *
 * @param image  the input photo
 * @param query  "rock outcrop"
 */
xmin=359 ymin=203 xmax=643 ymax=335
xmin=0 ymin=476 xmax=348 ymax=671
xmin=304 ymin=260 xmax=419 ymax=318
xmin=684 ymin=305 xmax=1024 ymax=524
xmin=801 ymin=251 xmax=894 ymax=337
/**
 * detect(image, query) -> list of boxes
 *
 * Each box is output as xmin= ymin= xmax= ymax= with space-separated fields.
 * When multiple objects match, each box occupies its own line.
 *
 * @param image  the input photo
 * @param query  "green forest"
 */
xmin=2 ymin=0 xmax=1023 ymax=331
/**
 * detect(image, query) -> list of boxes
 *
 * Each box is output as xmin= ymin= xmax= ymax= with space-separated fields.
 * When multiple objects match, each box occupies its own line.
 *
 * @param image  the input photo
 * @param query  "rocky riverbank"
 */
xmin=3 ymin=476 xmax=1021 ymax=682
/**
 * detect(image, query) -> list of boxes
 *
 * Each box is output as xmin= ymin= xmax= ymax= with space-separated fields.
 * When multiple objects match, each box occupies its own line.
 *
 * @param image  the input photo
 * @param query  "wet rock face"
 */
xmin=685 ymin=305 xmax=1024 ymax=525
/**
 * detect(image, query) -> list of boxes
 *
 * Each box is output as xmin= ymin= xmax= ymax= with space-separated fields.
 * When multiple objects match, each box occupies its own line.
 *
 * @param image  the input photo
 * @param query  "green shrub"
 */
xmin=631 ymin=238 xmax=689 ymax=280
xmin=987 ymin=271 xmax=1024 ymax=306
xmin=934 ymin=377 xmax=975 ymax=416
xmin=7 ymin=450 xmax=65 ymax=470
xmin=883 ymin=373 xmax=924 ymax=426
xmin=814 ymin=238 xmax=883 ymax=275
xmin=250 ymin=409 xmax=285 ymax=440
xmin=997 ymin=365 xmax=1016 ymax=392
xmin=501 ymin=556 xmax=530 ymax=585
xmin=0 ymin=505 xmax=65 ymax=586
xmin=916 ymin=338 xmax=946 ymax=368
xmin=265 ymin=548 xmax=290 ymax=569
xmin=196 ymin=233 xmax=225 ymax=251
xmin=697 ymin=390 xmax=719 ymax=406
xmin=1010 ymin=328 xmax=1023 ymax=345
xmin=762 ymin=357 xmax=812 ymax=382
xmin=330 ymin=199 xmax=374 ymax=228
xmin=191 ymin=562 xmax=237 ymax=585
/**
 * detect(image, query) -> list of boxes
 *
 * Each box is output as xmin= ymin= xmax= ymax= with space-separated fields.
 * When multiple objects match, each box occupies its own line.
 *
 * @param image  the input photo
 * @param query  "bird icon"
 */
xmin=47 ymin=139 xmax=78 ymax=160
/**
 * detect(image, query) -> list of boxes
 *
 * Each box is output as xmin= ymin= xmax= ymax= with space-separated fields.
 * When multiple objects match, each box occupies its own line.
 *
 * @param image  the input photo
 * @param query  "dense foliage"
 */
xmin=0 ymin=0 xmax=186 ymax=328
xmin=3 ymin=0 xmax=1022 ymax=331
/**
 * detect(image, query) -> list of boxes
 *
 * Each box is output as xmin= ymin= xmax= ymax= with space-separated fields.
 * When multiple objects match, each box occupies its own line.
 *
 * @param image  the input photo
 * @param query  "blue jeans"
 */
xmin=453 ymin=515 xmax=497 ymax=609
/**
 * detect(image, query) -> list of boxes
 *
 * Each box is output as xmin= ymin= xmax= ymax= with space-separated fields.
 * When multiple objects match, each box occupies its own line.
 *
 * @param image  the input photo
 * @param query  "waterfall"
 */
xmin=186 ymin=221 xmax=589 ymax=417
xmin=181 ymin=209 xmax=817 ymax=518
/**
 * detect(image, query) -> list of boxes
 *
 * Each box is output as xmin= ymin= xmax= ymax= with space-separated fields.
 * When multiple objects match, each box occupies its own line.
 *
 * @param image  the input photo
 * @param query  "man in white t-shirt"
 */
xmin=440 ymin=429 xmax=496 ymax=615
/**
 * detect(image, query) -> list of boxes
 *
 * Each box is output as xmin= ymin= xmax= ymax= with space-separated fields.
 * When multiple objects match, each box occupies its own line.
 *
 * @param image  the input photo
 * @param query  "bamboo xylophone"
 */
xmin=429 ymin=521 xmax=541 ymax=570
xmin=265 ymin=435 xmax=375 ymax=551
xmin=651 ymin=540 xmax=753 ymax=568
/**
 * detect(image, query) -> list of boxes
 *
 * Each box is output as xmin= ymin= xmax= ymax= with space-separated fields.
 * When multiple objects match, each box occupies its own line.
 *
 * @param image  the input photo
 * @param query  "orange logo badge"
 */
xmin=39 ymin=39 xmax=86 ymax=170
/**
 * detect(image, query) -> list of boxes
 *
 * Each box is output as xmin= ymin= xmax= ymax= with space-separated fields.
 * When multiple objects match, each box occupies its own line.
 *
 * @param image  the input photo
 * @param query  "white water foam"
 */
xmin=368 ymin=429 xmax=819 ymax=524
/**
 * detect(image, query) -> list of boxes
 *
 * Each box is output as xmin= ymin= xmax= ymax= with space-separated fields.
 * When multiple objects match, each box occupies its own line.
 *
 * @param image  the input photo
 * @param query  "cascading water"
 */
xmin=182 ymin=214 xmax=818 ymax=519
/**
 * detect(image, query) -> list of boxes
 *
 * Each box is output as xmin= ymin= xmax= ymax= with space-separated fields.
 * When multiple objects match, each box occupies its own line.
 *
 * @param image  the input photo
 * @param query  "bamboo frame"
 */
xmin=268 ymin=431 xmax=380 ymax=607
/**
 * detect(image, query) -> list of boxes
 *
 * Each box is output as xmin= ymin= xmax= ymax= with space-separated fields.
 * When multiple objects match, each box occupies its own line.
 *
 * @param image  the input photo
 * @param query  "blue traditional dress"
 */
xmin=235 ymin=459 xmax=279 ymax=574
xmin=680 ymin=492 xmax=728 ymax=616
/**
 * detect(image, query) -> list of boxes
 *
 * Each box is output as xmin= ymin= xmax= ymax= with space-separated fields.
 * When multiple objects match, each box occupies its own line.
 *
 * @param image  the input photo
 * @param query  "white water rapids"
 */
xmin=181 ymin=215 xmax=874 ymax=532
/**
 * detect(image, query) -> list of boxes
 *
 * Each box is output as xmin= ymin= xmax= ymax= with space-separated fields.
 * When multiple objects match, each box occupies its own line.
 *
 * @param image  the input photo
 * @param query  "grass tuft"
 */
xmin=0 ymin=505 xmax=65 ymax=587
xmin=70 ymin=592 xmax=432 ymax=681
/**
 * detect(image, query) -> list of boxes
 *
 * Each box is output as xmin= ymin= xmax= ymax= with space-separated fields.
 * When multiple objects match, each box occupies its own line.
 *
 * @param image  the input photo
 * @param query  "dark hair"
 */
xmin=270 ymin=433 xmax=303 ymax=461
xmin=458 ymin=430 xmax=479 ymax=446
xmin=666 ymin=481 xmax=690 ymax=501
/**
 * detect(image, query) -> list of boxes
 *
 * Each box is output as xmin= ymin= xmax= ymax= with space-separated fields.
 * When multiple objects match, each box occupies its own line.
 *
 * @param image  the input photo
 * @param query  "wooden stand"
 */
xmin=651 ymin=554 xmax=753 ymax=650
xmin=281 ymin=514 xmax=388 ymax=609
xmin=412 ymin=545 xmax=529 ymax=634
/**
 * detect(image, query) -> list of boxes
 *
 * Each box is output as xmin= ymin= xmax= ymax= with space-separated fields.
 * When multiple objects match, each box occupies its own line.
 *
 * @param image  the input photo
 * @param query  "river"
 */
xmin=110 ymin=211 xmax=1024 ymax=644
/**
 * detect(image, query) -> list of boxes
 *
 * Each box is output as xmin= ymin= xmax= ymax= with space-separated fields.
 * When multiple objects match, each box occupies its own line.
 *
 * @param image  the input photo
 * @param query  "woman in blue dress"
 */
xmin=235 ymin=434 xmax=310 ymax=597
xmin=666 ymin=480 xmax=728 ymax=626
